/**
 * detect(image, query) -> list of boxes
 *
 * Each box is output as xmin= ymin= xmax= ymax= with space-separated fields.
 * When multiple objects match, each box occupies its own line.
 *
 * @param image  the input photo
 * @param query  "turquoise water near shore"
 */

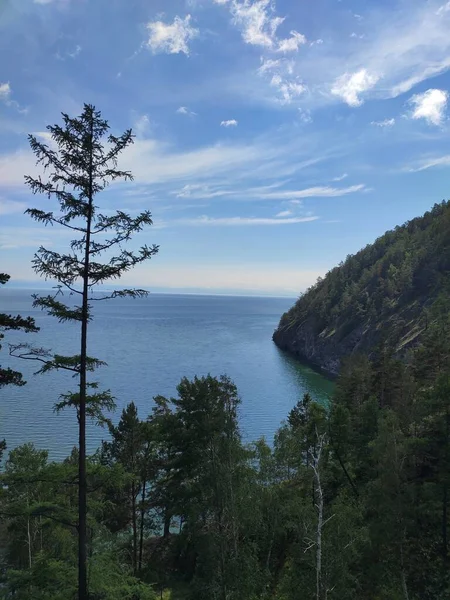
xmin=1 ymin=290 xmax=334 ymax=460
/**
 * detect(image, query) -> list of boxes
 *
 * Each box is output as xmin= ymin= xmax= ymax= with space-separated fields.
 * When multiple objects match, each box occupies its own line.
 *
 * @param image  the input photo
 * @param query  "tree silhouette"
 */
xmin=11 ymin=104 xmax=159 ymax=600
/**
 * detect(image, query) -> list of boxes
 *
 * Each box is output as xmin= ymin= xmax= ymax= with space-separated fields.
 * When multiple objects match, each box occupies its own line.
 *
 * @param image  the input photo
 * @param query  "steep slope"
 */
xmin=273 ymin=201 xmax=450 ymax=375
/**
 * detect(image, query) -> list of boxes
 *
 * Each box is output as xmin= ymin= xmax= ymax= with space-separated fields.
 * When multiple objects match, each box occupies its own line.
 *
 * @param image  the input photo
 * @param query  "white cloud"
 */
xmin=257 ymin=184 xmax=366 ymax=200
xmin=243 ymin=3 xmax=450 ymax=110
xmin=177 ymin=106 xmax=197 ymax=116
xmin=179 ymin=215 xmax=318 ymax=226
xmin=0 ymin=128 xmax=322 ymax=191
xmin=230 ymin=0 xmax=284 ymax=48
xmin=146 ymin=15 xmax=198 ymax=56
xmin=134 ymin=115 xmax=151 ymax=137
xmin=68 ymin=45 xmax=82 ymax=59
xmin=0 ymin=82 xmax=27 ymax=114
xmin=258 ymin=58 xmax=282 ymax=74
xmin=270 ymin=75 xmax=305 ymax=104
xmin=276 ymin=210 xmax=293 ymax=217
xmin=174 ymin=184 xmax=231 ymax=199
xmin=332 ymin=173 xmax=348 ymax=181
xmin=220 ymin=119 xmax=238 ymax=127
xmin=0 ymin=226 xmax=71 ymax=250
xmin=277 ymin=31 xmax=307 ymax=53
xmin=257 ymin=57 xmax=305 ymax=104
xmin=371 ymin=118 xmax=395 ymax=127
xmin=409 ymin=88 xmax=448 ymax=126
xmin=408 ymin=155 xmax=450 ymax=172
xmin=331 ymin=69 xmax=379 ymax=107
xmin=0 ymin=149 xmax=41 ymax=187
xmin=390 ymin=60 xmax=450 ymax=97
xmin=0 ymin=82 xmax=11 ymax=102
xmin=118 ymin=136 xmax=273 ymax=186
xmin=437 ymin=1 xmax=450 ymax=15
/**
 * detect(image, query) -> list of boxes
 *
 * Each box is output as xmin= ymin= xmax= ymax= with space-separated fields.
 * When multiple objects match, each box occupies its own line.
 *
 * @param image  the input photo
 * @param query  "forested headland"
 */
xmin=274 ymin=200 xmax=450 ymax=375
xmin=1 ymin=106 xmax=450 ymax=599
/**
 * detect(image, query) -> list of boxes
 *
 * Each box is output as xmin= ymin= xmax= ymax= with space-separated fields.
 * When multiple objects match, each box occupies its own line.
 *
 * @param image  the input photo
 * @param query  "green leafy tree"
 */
xmin=149 ymin=375 xmax=258 ymax=600
xmin=11 ymin=104 xmax=159 ymax=600
xmin=101 ymin=402 xmax=156 ymax=574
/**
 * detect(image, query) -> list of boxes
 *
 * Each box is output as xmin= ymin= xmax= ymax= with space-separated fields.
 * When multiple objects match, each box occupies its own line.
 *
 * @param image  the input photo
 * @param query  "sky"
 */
xmin=1 ymin=0 xmax=450 ymax=296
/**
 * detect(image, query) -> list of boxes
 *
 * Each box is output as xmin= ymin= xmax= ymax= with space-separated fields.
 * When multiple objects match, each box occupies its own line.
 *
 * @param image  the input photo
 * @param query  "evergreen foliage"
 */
xmin=2 ymin=109 xmax=449 ymax=597
xmin=9 ymin=105 xmax=158 ymax=600
xmin=277 ymin=200 xmax=450 ymax=357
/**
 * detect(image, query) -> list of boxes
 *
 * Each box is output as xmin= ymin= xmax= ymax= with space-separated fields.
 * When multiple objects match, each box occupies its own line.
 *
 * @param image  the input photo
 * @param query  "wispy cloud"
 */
xmin=229 ymin=0 xmax=285 ymax=49
xmin=215 ymin=1 xmax=307 ymax=105
xmin=219 ymin=1 xmax=450 ymax=110
xmin=174 ymin=184 xmax=232 ymax=199
xmin=0 ymin=149 xmax=40 ymax=187
xmin=133 ymin=114 xmax=151 ymax=137
xmin=0 ymin=82 xmax=11 ymax=102
xmin=331 ymin=69 xmax=379 ymax=107
xmin=0 ymin=82 xmax=26 ymax=114
xmin=276 ymin=209 xmax=293 ymax=217
xmin=177 ymin=215 xmax=319 ymax=226
xmin=371 ymin=118 xmax=395 ymax=128
xmin=0 ymin=198 xmax=27 ymax=215
xmin=277 ymin=31 xmax=307 ymax=53
xmin=437 ymin=1 xmax=450 ymax=15
xmin=0 ymin=126 xmax=332 ymax=191
xmin=258 ymin=57 xmax=306 ymax=104
xmin=220 ymin=119 xmax=238 ymax=127
xmin=408 ymin=154 xmax=450 ymax=172
xmin=409 ymin=88 xmax=448 ymax=126
xmin=170 ymin=182 xmax=366 ymax=202
xmin=256 ymin=184 xmax=366 ymax=200
xmin=69 ymin=44 xmax=82 ymax=58
xmin=332 ymin=173 xmax=348 ymax=181
xmin=177 ymin=106 xmax=197 ymax=116
xmin=146 ymin=15 xmax=198 ymax=56
xmin=0 ymin=226 xmax=71 ymax=250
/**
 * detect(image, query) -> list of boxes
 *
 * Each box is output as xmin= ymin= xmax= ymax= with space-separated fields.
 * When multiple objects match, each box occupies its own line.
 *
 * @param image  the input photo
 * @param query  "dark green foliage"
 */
xmin=0 ymin=273 xmax=39 ymax=388
xmin=1 ymin=338 xmax=450 ymax=600
xmin=276 ymin=200 xmax=450 ymax=359
xmin=3 ymin=191 xmax=450 ymax=600
xmin=9 ymin=104 xmax=159 ymax=600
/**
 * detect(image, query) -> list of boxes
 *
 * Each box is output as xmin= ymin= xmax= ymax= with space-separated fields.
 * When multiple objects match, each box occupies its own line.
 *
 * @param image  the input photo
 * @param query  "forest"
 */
xmin=1 ymin=105 xmax=449 ymax=599
xmin=276 ymin=199 xmax=450 ymax=366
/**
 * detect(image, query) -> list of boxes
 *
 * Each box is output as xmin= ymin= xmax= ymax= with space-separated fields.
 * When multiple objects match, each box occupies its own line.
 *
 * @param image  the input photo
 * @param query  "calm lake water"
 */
xmin=1 ymin=290 xmax=334 ymax=460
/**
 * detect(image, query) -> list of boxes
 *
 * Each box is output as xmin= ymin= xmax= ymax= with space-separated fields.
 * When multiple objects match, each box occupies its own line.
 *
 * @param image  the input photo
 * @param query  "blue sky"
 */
xmin=1 ymin=0 xmax=450 ymax=296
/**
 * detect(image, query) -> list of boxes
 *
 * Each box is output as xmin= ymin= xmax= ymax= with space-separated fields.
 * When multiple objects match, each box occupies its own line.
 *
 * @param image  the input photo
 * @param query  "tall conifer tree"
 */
xmin=11 ymin=105 xmax=158 ymax=599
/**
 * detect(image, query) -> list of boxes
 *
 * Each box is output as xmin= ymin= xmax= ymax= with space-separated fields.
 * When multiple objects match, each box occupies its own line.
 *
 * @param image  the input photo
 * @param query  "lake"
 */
xmin=1 ymin=290 xmax=334 ymax=460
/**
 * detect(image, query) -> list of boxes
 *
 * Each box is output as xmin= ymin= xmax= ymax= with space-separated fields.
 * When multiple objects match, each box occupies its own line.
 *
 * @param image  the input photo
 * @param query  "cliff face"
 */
xmin=273 ymin=319 xmax=364 ymax=376
xmin=273 ymin=201 xmax=450 ymax=375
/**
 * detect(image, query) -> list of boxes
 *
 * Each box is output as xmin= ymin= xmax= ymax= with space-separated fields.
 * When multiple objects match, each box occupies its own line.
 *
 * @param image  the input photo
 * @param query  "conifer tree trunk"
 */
xmin=15 ymin=103 xmax=159 ymax=600
xmin=78 ymin=118 xmax=94 ymax=600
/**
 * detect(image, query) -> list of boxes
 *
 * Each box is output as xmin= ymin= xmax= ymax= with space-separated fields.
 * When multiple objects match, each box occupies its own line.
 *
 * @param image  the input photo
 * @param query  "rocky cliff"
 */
xmin=273 ymin=201 xmax=450 ymax=375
